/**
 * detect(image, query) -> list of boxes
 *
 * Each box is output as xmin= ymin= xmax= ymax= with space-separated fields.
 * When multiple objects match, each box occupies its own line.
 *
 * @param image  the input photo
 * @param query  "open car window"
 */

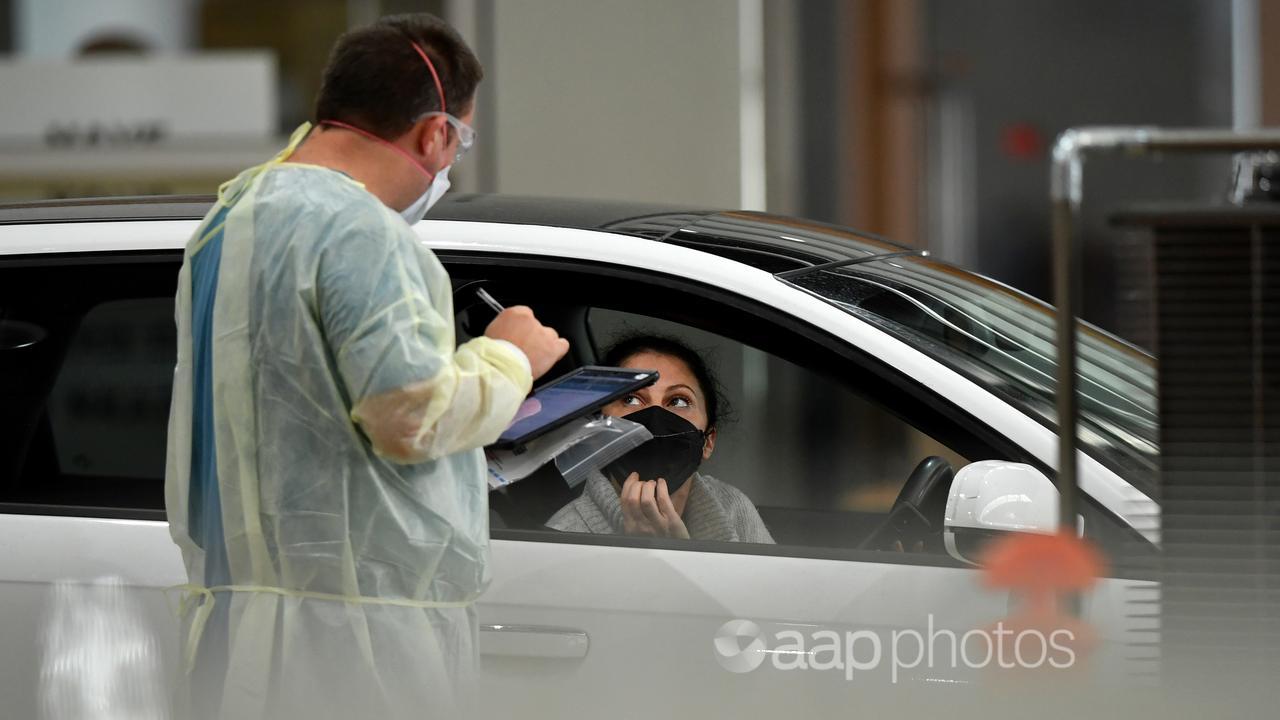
xmin=444 ymin=254 xmax=1018 ymax=565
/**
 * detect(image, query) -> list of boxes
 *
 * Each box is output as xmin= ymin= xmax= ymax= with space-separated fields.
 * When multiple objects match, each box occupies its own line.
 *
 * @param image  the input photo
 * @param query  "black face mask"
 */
xmin=603 ymin=406 xmax=707 ymax=494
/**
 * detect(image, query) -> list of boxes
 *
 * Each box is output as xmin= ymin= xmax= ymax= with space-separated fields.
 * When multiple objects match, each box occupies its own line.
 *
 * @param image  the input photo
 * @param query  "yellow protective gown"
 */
xmin=165 ymin=126 xmax=532 ymax=720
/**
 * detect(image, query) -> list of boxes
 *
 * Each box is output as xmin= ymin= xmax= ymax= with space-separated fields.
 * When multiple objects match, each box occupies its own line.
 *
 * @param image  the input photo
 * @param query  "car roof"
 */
xmin=0 ymin=194 xmax=917 ymax=273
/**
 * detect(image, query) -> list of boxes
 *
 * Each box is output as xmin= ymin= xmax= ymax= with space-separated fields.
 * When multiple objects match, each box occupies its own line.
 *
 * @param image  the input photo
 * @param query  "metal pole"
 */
xmin=1050 ymin=147 xmax=1082 ymax=530
xmin=737 ymin=0 xmax=768 ymax=212
xmin=1050 ymin=127 xmax=1280 ymax=532
xmin=1233 ymin=0 xmax=1262 ymax=130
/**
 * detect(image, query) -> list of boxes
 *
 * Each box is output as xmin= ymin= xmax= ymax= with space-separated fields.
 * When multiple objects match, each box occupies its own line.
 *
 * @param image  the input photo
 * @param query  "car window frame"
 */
xmin=440 ymin=250 xmax=1057 ymax=569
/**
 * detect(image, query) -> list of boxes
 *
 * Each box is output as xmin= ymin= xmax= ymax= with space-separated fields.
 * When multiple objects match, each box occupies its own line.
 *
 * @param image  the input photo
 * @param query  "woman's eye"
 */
xmin=621 ymin=395 xmax=642 ymax=406
xmin=668 ymin=396 xmax=691 ymax=408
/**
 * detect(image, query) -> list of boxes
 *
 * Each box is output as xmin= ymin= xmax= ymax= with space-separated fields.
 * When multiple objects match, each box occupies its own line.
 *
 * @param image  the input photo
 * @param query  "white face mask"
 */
xmin=399 ymin=165 xmax=451 ymax=225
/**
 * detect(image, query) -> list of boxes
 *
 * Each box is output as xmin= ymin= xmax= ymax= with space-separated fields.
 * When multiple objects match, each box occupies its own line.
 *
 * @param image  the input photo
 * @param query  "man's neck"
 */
xmin=288 ymin=126 xmax=426 ymax=211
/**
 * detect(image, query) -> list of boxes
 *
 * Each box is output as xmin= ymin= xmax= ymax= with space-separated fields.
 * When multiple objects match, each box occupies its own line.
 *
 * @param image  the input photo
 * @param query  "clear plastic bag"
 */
xmin=553 ymin=414 xmax=652 ymax=488
xmin=487 ymin=414 xmax=651 ymax=490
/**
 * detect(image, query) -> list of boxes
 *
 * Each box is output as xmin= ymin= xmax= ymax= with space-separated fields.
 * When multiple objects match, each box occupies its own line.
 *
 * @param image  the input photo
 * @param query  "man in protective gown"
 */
xmin=165 ymin=13 xmax=568 ymax=720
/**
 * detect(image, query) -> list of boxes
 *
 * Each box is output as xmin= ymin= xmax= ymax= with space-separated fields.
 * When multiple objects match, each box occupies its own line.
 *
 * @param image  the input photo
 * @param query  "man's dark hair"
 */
xmin=601 ymin=334 xmax=734 ymax=431
xmin=314 ymin=13 xmax=483 ymax=139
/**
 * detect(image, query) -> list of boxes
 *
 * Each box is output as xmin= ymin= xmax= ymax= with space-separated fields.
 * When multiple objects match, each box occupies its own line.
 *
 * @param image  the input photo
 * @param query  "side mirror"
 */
xmin=943 ymin=460 xmax=1061 ymax=565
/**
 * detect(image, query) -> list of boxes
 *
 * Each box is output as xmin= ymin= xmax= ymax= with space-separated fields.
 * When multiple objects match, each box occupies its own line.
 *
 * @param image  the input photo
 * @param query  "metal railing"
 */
xmin=1050 ymin=126 xmax=1280 ymax=526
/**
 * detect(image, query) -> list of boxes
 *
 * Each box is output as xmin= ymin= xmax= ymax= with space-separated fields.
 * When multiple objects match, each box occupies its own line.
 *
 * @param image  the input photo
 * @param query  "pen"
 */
xmin=475 ymin=287 xmax=505 ymax=314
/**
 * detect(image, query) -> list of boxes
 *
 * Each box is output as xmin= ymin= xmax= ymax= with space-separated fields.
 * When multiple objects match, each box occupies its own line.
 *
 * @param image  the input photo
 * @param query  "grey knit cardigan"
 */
xmin=545 ymin=471 xmax=775 ymax=544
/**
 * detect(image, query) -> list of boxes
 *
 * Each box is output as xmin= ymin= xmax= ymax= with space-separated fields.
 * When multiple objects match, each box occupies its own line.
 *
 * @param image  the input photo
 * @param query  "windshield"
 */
xmin=784 ymin=255 xmax=1159 ymax=497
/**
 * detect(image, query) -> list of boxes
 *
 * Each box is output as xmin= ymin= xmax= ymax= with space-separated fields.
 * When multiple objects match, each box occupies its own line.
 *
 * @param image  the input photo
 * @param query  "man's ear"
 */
xmin=702 ymin=427 xmax=717 ymax=461
xmin=423 ymin=114 xmax=451 ymax=154
xmin=405 ymin=114 xmax=447 ymax=157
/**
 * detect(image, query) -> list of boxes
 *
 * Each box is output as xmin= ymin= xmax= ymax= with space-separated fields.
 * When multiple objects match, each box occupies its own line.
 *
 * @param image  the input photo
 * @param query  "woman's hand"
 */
xmin=619 ymin=473 xmax=690 ymax=539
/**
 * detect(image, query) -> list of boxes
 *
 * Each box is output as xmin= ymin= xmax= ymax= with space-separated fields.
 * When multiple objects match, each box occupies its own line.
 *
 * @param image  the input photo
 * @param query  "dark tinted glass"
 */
xmin=0 ymin=259 xmax=176 ymax=517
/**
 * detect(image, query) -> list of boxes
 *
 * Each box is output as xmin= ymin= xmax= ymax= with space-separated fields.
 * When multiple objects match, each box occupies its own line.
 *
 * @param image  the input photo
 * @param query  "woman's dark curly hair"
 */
xmin=601 ymin=334 xmax=733 ymax=431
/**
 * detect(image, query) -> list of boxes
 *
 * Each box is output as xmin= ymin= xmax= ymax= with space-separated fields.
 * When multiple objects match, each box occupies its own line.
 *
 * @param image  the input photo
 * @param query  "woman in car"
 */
xmin=546 ymin=335 xmax=774 ymax=543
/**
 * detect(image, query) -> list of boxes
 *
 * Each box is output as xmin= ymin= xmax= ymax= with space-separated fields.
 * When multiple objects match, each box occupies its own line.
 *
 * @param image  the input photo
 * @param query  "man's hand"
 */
xmin=620 ymin=473 xmax=690 ymax=539
xmin=485 ymin=306 xmax=569 ymax=380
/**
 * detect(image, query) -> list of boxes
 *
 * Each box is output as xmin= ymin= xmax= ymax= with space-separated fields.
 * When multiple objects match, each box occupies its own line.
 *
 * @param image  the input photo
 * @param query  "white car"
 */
xmin=0 ymin=195 xmax=1159 ymax=717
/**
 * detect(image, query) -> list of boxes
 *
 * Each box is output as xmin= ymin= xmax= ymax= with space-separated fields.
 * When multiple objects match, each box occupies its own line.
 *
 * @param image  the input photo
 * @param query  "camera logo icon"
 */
xmin=713 ymin=619 xmax=767 ymax=674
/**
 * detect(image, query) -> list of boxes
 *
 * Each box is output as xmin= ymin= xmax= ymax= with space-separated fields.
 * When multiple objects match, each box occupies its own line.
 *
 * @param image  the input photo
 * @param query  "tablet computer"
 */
xmin=492 ymin=365 xmax=659 ymax=449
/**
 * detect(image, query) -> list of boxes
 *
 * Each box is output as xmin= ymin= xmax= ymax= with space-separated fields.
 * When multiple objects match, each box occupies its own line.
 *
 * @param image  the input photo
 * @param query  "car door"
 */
xmin=442 ymin=252 xmax=1038 ymax=715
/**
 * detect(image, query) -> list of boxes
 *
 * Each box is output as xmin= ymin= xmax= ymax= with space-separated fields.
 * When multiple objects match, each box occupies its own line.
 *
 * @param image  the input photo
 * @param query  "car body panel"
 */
xmin=0 ymin=512 xmax=1152 ymax=717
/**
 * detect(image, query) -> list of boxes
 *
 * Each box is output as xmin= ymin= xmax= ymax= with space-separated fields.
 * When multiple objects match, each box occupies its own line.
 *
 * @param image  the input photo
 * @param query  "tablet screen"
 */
xmin=497 ymin=367 xmax=657 ymax=447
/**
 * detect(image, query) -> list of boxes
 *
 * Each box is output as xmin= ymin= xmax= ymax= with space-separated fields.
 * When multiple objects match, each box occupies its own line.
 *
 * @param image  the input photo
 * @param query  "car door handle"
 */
xmin=479 ymin=624 xmax=590 ymax=659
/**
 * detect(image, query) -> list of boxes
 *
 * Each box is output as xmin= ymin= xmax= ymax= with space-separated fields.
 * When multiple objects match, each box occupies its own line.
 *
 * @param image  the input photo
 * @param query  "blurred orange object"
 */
xmin=979 ymin=532 xmax=1108 ymax=677
xmin=982 ymin=531 xmax=1107 ymax=597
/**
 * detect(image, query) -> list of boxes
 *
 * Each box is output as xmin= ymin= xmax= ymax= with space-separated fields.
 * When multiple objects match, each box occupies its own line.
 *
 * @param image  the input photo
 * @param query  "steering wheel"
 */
xmin=856 ymin=456 xmax=955 ymax=552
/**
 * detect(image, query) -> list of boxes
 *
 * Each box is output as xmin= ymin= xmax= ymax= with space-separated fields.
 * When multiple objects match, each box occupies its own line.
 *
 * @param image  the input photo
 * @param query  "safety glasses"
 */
xmin=424 ymin=111 xmax=476 ymax=164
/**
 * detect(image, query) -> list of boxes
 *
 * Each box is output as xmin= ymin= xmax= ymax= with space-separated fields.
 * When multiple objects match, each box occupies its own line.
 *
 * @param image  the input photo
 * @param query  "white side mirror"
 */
xmin=943 ymin=460 xmax=1062 ymax=565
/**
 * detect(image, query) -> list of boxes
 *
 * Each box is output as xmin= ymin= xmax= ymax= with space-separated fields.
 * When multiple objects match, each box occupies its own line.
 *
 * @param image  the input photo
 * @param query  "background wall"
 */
xmin=15 ymin=0 xmax=197 ymax=56
xmin=922 ymin=0 xmax=1233 ymax=336
xmin=484 ymin=0 xmax=748 ymax=208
